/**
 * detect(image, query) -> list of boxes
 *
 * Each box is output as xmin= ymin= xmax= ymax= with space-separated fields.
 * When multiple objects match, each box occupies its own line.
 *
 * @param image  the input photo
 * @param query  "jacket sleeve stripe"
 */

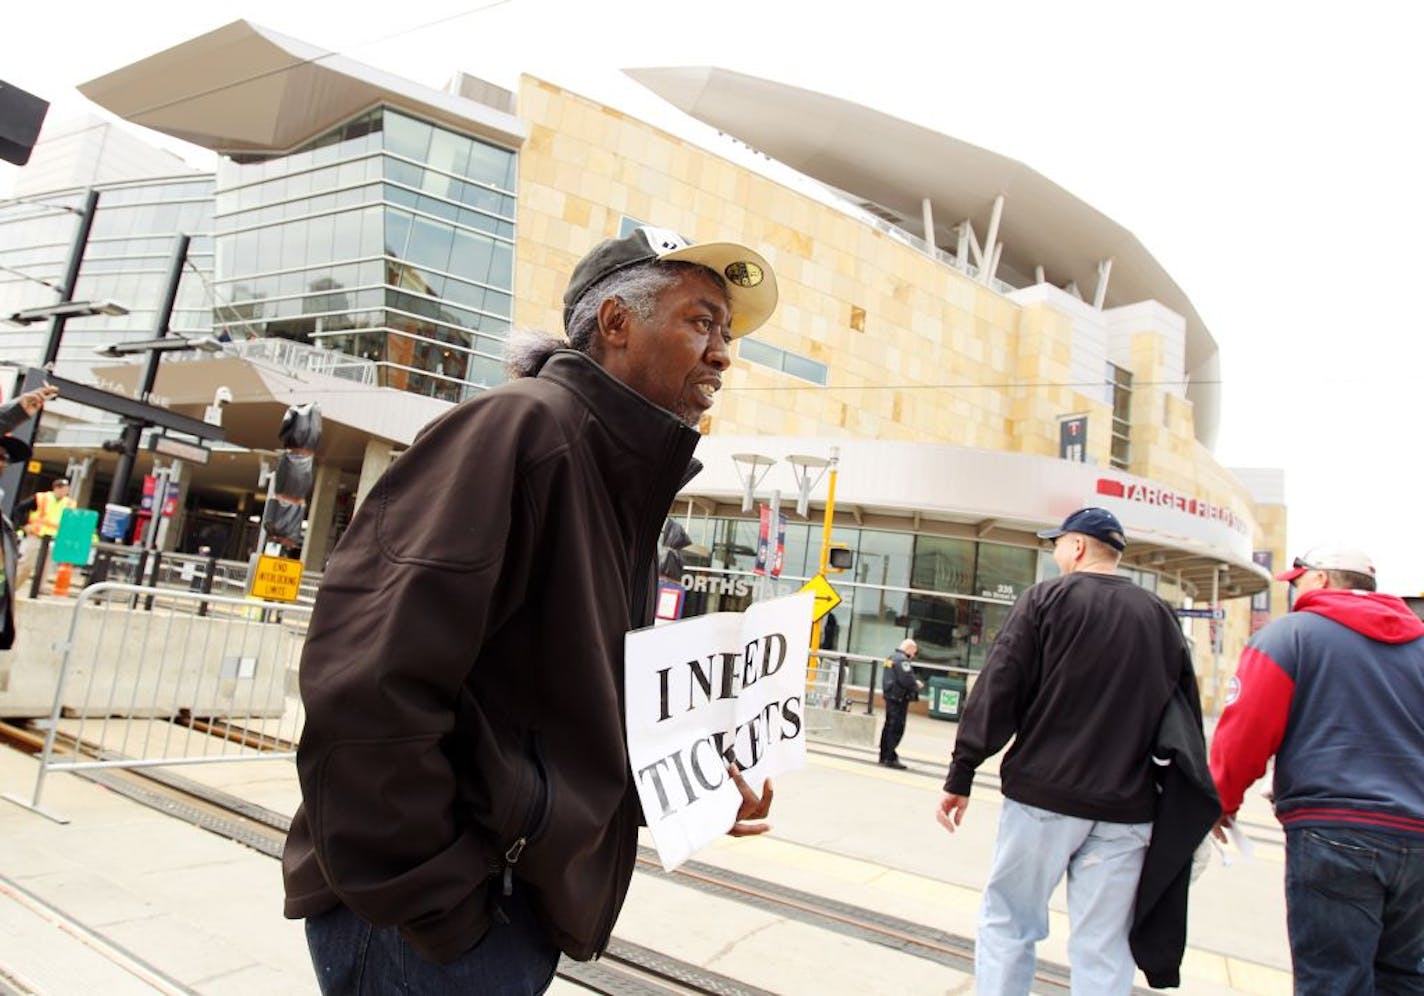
xmin=1209 ymin=644 xmax=1294 ymax=816
xmin=1280 ymin=808 xmax=1424 ymax=833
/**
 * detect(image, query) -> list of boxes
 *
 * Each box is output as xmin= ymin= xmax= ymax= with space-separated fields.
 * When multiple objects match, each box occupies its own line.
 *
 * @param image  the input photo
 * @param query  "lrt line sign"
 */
xmin=1175 ymin=607 xmax=1225 ymax=620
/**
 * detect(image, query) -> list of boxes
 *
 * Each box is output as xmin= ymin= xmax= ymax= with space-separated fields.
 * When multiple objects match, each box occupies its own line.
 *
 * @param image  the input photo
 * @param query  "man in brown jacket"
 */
xmin=283 ymin=227 xmax=778 ymax=994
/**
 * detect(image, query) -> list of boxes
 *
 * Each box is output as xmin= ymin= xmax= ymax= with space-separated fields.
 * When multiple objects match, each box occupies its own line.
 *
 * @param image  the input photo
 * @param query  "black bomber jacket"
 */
xmin=282 ymin=350 xmax=701 ymax=962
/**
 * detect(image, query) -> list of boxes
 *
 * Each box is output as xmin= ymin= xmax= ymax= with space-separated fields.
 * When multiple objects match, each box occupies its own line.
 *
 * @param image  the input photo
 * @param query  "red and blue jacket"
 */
xmin=1210 ymin=588 xmax=1424 ymax=838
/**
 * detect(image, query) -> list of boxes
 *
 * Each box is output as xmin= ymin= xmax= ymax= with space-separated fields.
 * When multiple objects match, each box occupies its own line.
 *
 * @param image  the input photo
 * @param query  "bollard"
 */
xmin=27 ymin=535 xmax=51 ymax=600
xmin=85 ymin=550 xmax=109 ymax=588
xmin=834 ymin=656 xmax=848 ymax=711
xmin=143 ymin=551 xmax=164 ymax=611
xmin=197 ymin=551 xmax=217 ymax=617
xmin=129 ymin=549 xmax=149 ymax=609
xmin=52 ymin=563 xmax=73 ymax=597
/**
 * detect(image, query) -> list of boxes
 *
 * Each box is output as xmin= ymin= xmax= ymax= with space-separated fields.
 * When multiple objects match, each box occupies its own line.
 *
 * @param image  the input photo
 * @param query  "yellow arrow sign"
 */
xmin=799 ymin=573 xmax=843 ymax=623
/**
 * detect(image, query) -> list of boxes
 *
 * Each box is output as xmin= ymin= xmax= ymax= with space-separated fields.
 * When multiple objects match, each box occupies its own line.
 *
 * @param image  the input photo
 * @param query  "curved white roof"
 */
xmin=79 ymin=20 xmax=525 ymax=156
xmin=627 ymin=67 xmax=1222 ymax=448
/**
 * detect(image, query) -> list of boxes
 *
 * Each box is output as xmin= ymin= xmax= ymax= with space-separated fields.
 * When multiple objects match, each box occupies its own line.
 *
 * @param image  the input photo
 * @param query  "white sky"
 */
xmin=6 ymin=1 xmax=1422 ymax=591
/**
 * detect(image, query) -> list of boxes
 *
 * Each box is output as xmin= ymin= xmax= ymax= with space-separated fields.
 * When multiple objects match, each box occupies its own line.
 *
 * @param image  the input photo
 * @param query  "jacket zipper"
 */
xmin=501 ymin=732 xmax=552 ymax=898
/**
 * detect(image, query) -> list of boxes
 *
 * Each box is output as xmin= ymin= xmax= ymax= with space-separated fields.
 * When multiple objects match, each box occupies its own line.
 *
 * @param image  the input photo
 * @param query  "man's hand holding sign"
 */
xmin=625 ymin=592 xmax=812 ymax=869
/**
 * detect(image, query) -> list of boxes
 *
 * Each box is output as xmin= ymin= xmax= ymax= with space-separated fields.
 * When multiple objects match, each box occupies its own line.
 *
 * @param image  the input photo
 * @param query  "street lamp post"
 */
xmin=103 ymin=234 xmax=193 ymax=508
xmin=0 ymin=189 xmax=104 ymax=517
xmin=41 ymin=189 xmax=100 ymax=369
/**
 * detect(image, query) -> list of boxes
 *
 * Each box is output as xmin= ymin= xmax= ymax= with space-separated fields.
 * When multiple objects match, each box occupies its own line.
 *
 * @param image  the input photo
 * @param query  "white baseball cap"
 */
xmin=1276 ymin=543 xmax=1376 ymax=582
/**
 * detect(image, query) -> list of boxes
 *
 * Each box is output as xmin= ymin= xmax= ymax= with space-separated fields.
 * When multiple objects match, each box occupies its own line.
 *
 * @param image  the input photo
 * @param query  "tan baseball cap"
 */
xmin=563 ymin=225 xmax=777 ymax=338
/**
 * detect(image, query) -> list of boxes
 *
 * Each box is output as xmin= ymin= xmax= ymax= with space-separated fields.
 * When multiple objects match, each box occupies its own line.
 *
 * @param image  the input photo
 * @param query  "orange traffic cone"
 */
xmin=53 ymin=562 xmax=73 ymax=597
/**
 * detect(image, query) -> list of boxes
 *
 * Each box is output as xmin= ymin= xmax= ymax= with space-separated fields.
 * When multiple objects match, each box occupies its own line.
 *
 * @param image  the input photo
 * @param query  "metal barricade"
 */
xmin=806 ymin=650 xmax=849 ymax=710
xmin=3 ymin=582 xmax=310 ymax=823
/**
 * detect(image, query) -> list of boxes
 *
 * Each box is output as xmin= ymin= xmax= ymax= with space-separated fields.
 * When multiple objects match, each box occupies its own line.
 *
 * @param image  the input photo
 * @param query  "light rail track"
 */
xmin=1 ymin=719 xmax=1156 ymax=993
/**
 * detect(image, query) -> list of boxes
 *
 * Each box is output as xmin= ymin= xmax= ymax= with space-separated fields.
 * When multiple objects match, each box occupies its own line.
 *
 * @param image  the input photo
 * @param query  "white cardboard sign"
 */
xmin=624 ymin=591 xmax=813 ymax=870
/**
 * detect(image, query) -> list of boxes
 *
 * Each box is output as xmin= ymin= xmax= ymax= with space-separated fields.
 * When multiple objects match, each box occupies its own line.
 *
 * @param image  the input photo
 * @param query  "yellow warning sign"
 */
xmin=250 ymin=554 xmax=303 ymax=602
xmin=799 ymin=573 xmax=843 ymax=623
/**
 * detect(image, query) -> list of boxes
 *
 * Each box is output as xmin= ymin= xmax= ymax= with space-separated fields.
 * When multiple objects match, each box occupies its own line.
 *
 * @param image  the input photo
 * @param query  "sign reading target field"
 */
xmin=250 ymin=554 xmax=303 ymax=602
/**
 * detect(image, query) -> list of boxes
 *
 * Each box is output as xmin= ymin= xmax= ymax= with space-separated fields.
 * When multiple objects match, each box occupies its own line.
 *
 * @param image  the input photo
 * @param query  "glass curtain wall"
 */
xmin=0 ymin=178 xmax=215 ymax=380
xmin=213 ymin=108 xmax=517 ymax=401
xmin=674 ymin=516 xmax=1175 ymax=689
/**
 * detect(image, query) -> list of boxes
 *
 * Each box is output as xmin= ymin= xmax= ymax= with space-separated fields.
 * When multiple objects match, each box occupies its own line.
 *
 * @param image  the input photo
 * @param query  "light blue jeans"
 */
xmin=976 ymin=798 xmax=1152 ymax=996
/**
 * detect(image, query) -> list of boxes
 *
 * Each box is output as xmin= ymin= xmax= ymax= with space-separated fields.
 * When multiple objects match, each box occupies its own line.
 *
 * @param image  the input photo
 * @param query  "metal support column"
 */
xmin=106 ymin=233 xmax=189 ymax=507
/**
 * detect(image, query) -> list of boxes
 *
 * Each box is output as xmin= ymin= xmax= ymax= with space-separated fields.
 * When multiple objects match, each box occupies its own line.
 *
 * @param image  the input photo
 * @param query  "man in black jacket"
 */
xmin=878 ymin=637 xmax=921 ymax=768
xmin=935 ymin=507 xmax=1203 ymax=995
xmin=285 ymin=228 xmax=778 ymax=995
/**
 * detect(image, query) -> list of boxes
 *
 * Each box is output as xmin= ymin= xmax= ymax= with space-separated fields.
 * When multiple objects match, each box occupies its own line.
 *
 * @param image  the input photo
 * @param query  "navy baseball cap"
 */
xmin=1037 ymin=507 xmax=1127 ymax=551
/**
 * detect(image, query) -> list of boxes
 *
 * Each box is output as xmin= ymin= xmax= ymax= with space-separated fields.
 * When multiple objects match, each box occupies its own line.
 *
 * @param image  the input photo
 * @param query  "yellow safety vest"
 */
xmin=26 ymin=491 xmax=74 ymax=538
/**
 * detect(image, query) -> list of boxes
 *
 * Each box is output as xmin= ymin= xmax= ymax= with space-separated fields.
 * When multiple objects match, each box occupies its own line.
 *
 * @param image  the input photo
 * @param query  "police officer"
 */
xmin=879 ymin=638 xmax=922 ymax=768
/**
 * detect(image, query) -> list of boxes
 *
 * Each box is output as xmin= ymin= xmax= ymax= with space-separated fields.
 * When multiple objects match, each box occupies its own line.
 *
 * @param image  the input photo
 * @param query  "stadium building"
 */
xmin=0 ymin=21 xmax=1285 ymax=705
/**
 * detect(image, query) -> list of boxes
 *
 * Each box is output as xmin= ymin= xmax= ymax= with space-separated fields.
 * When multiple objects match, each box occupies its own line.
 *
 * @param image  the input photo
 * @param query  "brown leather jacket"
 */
xmin=282 ymin=350 xmax=701 ymax=962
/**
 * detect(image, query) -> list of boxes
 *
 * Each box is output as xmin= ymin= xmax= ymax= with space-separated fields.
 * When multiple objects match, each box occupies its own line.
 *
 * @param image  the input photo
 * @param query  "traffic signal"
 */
xmin=827 ymin=544 xmax=854 ymax=573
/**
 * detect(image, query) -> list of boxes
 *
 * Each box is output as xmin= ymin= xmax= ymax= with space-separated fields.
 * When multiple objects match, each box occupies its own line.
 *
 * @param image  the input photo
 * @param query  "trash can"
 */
xmin=926 ymin=674 xmax=968 ymax=721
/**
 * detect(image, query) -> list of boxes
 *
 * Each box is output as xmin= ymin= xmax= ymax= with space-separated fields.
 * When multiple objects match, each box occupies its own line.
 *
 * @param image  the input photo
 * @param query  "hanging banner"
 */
xmin=752 ymin=503 xmax=771 ymax=575
xmin=625 ymin=591 xmax=813 ymax=871
xmin=771 ymin=512 xmax=786 ymax=578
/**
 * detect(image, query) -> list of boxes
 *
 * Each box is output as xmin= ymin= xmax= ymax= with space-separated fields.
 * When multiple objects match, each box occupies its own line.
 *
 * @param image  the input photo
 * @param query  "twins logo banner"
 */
xmin=624 ymin=591 xmax=813 ymax=870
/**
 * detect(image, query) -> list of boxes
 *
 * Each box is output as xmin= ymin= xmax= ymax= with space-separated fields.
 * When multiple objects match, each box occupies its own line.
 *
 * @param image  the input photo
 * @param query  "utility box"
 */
xmin=927 ymin=674 xmax=968 ymax=721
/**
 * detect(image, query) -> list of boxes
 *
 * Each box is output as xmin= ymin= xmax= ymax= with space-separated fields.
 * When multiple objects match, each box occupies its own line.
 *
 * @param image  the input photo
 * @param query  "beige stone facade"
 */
xmin=511 ymin=77 xmax=1286 ymax=683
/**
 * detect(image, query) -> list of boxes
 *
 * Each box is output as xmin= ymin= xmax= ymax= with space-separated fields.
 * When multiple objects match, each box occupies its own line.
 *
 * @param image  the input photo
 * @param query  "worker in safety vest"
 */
xmin=14 ymin=477 xmax=75 ymax=594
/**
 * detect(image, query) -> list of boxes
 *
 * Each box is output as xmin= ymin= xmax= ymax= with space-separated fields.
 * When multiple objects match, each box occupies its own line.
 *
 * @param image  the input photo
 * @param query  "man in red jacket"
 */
xmin=1210 ymin=543 xmax=1424 ymax=995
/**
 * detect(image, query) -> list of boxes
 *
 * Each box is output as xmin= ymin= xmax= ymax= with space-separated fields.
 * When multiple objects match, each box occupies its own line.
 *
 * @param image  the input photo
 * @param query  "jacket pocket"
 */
xmin=499 ymin=732 xmax=553 ymax=899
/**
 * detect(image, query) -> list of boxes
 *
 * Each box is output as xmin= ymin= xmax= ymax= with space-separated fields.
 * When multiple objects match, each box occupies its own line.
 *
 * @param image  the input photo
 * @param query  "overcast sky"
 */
xmin=6 ymin=1 xmax=1422 ymax=591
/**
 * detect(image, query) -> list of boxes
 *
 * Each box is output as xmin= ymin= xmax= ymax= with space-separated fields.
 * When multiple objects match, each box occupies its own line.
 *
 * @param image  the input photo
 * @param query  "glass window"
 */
xmin=256 ymin=226 xmax=282 ymax=272
xmin=974 ymin=544 xmax=1037 ymax=601
xmin=333 ymin=210 xmax=363 ymax=260
xmin=467 ymin=140 xmax=515 ymax=190
xmin=489 ymin=242 xmax=513 ymax=287
xmin=448 ymin=229 xmax=494 ymax=284
xmin=305 ymin=214 xmax=336 ymax=263
xmin=968 ymin=603 xmax=1012 ymax=671
xmin=426 ymin=129 xmax=470 ymax=190
xmin=383 ymin=208 xmax=412 ymax=258
xmin=279 ymin=221 xmax=307 ymax=272
xmin=781 ymin=351 xmax=828 ymax=385
xmin=406 ymin=215 xmax=455 ymax=272
xmin=385 ymin=157 xmax=423 ymax=188
xmin=912 ymin=535 xmax=976 ymax=595
xmin=384 ymin=111 xmax=432 ymax=161
xmin=846 ymin=530 xmax=912 ymax=664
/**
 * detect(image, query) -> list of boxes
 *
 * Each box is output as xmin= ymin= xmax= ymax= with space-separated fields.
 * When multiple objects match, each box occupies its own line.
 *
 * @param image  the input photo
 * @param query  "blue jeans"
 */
xmin=304 ymin=890 xmax=560 ymax=995
xmin=976 ymin=798 xmax=1151 ymax=996
xmin=1285 ymin=827 xmax=1424 ymax=995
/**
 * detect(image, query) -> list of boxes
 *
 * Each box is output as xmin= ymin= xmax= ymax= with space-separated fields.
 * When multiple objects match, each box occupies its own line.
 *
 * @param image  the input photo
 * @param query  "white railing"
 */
xmin=217 ymin=337 xmax=379 ymax=385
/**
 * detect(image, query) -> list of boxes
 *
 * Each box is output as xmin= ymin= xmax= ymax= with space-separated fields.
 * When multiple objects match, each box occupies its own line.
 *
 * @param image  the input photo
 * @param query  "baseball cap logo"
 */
xmin=724 ymin=260 xmax=763 ymax=287
xmin=640 ymin=226 xmax=688 ymax=253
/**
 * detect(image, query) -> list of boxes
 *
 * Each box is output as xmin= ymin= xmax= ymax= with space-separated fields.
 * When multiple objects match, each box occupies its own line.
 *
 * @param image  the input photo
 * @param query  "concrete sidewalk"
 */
xmin=0 ymin=709 xmax=1291 ymax=994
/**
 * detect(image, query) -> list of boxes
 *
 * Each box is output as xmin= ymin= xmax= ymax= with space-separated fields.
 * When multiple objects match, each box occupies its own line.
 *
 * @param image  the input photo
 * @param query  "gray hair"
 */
xmin=504 ymin=259 xmax=727 ymax=379
xmin=1326 ymin=569 xmax=1377 ymax=592
xmin=503 ymin=328 xmax=566 ymax=380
